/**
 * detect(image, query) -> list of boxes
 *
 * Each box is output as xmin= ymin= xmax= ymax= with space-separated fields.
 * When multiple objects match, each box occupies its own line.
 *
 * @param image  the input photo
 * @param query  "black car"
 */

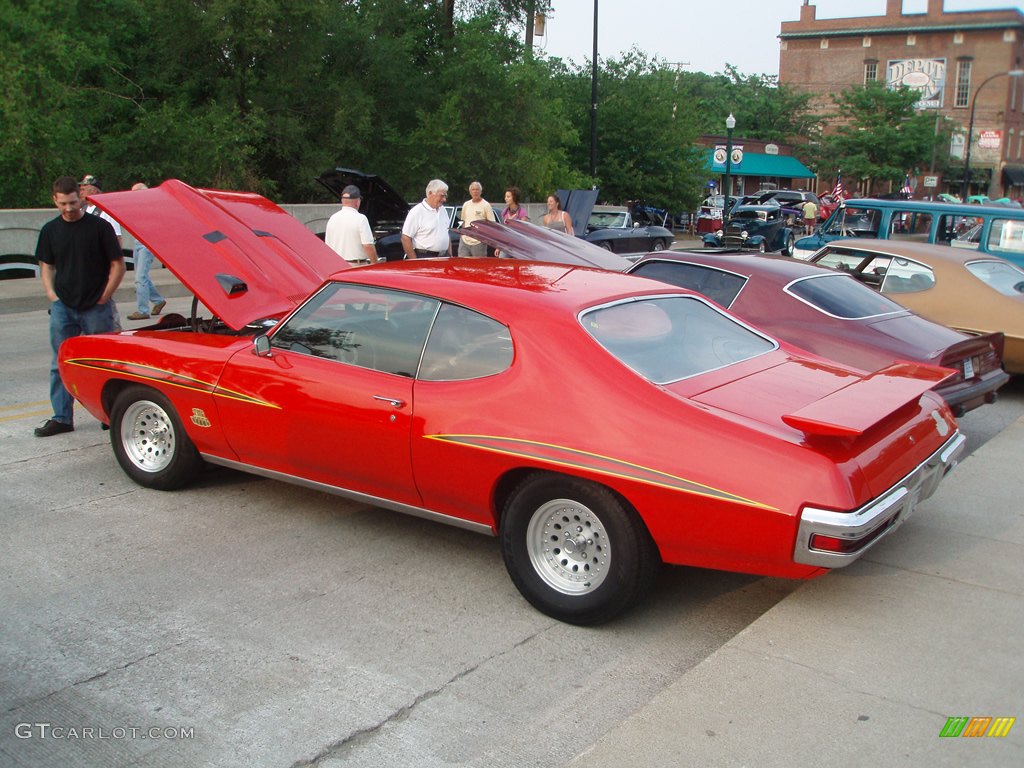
xmin=701 ymin=204 xmax=796 ymax=255
xmin=316 ymin=167 xmax=461 ymax=260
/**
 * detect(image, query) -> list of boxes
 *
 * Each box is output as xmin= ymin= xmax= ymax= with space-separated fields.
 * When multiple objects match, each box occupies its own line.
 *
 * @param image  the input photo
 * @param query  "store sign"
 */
xmin=979 ymin=130 xmax=1002 ymax=149
xmin=887 ymin=58 xmax=946 ymax=109
xmin=712 ymin=145 xmax=744 ymax=170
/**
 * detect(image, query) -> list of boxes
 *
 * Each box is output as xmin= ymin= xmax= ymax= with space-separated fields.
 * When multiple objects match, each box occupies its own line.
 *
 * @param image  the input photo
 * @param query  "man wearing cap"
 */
xmin=34 ymin=176 xmax=125 ymax=437
xmin=402 ymin=179 xmax=452 ymax=259
xmin=324 ymin=184 xmax=378 ymax=265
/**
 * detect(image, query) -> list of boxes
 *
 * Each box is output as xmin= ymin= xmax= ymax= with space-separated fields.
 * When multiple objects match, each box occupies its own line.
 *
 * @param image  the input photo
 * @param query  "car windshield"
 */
xmin=785 ymin=274 xmax=906 ymax=319
xmin=581 ymin=296 xmax=776 ymax=384
xmin=732 ymin=209 xmax=767 ymax=222
xmin=630 ymin=261 xmax=747 ymax=308
xmin=824 ymin=207 xmax=882 ymax=237
xmin=589 ymin=211 xmax=628 ymax=228
xmin=965 ymin=259 xmax=1024 ymax=296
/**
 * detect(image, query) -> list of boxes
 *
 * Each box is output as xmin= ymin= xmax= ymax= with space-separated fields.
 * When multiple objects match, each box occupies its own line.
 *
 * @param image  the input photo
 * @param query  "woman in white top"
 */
xmin=542 ymin=194 xmax=574 ymax=235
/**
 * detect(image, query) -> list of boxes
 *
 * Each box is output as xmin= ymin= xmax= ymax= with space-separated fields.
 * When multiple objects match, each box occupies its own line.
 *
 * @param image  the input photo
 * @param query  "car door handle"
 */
xmin=373 ymin=395 xmax=406 ymax=409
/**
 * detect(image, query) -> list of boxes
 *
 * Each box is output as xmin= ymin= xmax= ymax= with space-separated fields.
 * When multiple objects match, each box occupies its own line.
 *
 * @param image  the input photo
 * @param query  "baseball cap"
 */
xmin=79 ymin=174 xmax=101 ymax=190
xmin=341 ymin=184 xmax=362 ymax=199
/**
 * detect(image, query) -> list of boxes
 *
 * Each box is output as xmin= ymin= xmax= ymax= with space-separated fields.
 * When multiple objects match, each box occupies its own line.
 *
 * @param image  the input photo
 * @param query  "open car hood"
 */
xmin=91 ymin=179 xmax=345 ymax=330
xmin=557 ymin=188 xmax=600 ymax=236
xmin=316 ymin=167 xmax=411 ymax=230
xmin=463 ymin=219 xmax=630 ymax=271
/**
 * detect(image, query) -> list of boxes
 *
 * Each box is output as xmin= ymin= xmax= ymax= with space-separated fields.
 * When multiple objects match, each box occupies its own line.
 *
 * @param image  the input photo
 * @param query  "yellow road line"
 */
xmin=0 ymin=401 xmax=49 ymax=412
xmin=0 ymin=408 xmax=53 ymax=423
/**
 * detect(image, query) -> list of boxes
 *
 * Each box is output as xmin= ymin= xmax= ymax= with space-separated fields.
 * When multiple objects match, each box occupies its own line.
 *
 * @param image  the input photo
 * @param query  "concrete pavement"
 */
xmin=565 ymin=418 xmax=1024 ymax=766
xmin=2 ymin=262 xmax=1021 ymax=765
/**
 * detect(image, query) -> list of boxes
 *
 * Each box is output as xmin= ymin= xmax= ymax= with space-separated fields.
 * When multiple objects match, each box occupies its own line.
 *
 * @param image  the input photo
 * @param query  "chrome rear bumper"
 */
xmin=794 ymin=431 xmax=966 ymax=568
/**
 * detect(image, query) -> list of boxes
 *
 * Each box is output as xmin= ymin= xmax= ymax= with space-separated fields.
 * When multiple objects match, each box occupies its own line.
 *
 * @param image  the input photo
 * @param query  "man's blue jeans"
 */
xmin=134 ymin=244 xmax=164 ymax=314
xmin=48 ymin=300 xmax=116 ymax=424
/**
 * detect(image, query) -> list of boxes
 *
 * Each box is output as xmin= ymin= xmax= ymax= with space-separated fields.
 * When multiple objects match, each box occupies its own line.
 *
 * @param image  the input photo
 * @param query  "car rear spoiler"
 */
xmin=781 ymin=363 xmax=955 ymax=437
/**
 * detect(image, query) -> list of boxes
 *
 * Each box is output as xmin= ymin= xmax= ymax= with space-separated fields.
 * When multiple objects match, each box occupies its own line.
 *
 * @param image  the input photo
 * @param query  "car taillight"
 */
xmin=809 ymin=520 xmax=893 ymax=554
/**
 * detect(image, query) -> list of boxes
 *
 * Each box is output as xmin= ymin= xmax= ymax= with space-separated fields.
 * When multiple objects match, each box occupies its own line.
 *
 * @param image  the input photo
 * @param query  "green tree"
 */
xmin=817 ymin=81 xmax=946 ymax=192
xmin=553 ymin=50 xmax=706 ymax=211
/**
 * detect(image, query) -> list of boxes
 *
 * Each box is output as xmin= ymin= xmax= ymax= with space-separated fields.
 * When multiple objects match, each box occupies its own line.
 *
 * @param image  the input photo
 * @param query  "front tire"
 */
xmin=599 ymin=241 xmax=614 ymax=252
xmin=110 ymin=385 xmax=204 ymax=490
xmin=501 ymin=473 xmax=659 ymax=625
xmin=782 ymin=234 xmax=795 ymax=256
xmin=652 ymin=239 xmax=667 ymax=251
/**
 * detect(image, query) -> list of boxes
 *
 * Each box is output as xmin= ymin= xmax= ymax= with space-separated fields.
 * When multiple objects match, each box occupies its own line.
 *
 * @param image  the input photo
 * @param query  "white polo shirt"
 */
xmin=325 ymin=206 xmax=374 ymax=262
xmin=402 ymin=200 xmax=450 ymax=254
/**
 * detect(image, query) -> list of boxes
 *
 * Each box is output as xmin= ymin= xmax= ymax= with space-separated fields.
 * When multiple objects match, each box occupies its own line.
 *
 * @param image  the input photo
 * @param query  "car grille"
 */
xmin=722 ymin=226 xmax=747 ymax=249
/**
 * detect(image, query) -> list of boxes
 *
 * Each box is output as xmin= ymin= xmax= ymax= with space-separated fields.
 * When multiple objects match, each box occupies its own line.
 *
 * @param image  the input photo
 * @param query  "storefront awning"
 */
xmin=1003 ymin=166 xmax=1024 ymax=186
xmin=704 ymin=150 xmax=815 ymax=179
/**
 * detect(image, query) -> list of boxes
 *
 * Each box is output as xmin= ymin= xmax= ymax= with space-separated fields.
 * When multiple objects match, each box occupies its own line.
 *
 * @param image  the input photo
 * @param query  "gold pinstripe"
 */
xmin=426 ymin=434 xmax=778 ymax=511
xmin=63 ymin=358 xmax=281 ymax=409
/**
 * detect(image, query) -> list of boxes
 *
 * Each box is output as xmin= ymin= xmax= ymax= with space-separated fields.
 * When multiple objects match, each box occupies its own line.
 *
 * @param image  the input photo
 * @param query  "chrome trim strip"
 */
xmin=793 ymin=431 xmax=966 ymax=568
xmin=200 ymin=455 xmax=496 ymax=536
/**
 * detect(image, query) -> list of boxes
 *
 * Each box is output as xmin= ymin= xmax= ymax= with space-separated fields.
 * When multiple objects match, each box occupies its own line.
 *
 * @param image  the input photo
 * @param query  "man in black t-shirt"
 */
xmin=34 ymin=176 xmax=125 ymax=437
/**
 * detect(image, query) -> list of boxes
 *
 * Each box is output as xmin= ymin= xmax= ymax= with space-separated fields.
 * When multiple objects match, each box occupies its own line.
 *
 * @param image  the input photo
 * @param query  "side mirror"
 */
xmin=253 ymin=334 xmax=272 ymax=357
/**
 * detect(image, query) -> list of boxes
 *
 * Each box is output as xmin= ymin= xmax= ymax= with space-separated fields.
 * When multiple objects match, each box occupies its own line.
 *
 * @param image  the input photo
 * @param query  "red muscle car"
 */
xmin=59 ymin=181 xmax=966 ymax=624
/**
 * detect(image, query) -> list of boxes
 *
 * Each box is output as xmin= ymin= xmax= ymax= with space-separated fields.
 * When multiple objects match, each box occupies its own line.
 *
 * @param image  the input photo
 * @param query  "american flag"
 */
xmin=900 ymin=174 xmax=913 ymax=196
xmin=831 ymin=171 xmax=846 ymax=201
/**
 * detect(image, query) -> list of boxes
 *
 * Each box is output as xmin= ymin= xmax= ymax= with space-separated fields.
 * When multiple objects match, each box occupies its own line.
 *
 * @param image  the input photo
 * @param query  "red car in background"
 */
xmin=59 ymin=181 xmax=967 ymax=624
xmin=818 ymin=193 xmax=840 ymax=221
xmin=627 ymin=250 xmax=1008 ymax=416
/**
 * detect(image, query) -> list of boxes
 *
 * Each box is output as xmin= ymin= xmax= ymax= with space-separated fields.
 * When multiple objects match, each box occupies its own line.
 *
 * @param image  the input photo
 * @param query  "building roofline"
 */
xmin=780 ymin=20 xmax=1024 ymax=40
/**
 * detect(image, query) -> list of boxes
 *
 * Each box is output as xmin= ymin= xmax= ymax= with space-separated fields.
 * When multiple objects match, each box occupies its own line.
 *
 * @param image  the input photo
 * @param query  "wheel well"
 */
xmin=100 ymin=379 xmax=142 ymax=423
xmin=492 ymin=468 xmax=646 ymax=536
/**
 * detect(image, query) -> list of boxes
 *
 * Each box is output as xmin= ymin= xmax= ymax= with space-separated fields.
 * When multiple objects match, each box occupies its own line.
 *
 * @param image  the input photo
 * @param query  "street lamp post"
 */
xmin=723 ymin=113 xmax=736 ymax=226
xmin=590 ymin=0 xmax=598 ymax=178
xmin=961 ymin=69 xmax=1024 ymax=200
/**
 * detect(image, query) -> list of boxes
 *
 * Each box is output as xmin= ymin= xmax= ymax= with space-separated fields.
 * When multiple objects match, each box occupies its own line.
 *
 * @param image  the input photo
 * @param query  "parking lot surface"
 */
xmin=1 ymin=270 xmax=1022 ymax=766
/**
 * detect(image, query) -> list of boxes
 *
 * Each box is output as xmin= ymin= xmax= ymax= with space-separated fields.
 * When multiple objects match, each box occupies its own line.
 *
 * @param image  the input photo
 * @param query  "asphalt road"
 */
xmin=1 ymin=293 xmax=1022 ymax=767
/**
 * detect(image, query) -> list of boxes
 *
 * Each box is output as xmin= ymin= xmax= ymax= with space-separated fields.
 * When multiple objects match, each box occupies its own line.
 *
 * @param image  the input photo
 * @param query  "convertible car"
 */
xmin=61 ymin=181 xmax=966 ymax=625
xmin=809 ymin=238 xmax=1024 ymax=374
xmin=627 ymin=251 xmax=1008 ymax=415
xmin=583 ymin=208 xmax=675 ymax=253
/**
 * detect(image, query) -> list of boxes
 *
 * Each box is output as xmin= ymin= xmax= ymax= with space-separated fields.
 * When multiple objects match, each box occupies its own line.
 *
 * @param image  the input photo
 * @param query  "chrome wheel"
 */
xmin=501 ymin=473 xmax=659 ymax=624
xmin=119 ymin=399 xmax=178 ymax=473
xmin=526 ymin=498 xmax=611 ymax=594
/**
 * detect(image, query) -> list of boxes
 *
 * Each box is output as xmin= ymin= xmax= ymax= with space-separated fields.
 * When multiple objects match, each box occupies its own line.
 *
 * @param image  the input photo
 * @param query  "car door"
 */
xmin=215 ymin=283 xmax=438 ymax=507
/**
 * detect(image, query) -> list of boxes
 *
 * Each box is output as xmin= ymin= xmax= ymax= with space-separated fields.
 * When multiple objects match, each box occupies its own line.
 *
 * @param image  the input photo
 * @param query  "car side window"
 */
xmin=985 ymin=219 xmax=1024 ymax=255
xmin=889 ymin=211 xmax=932 ymax=242
xmin=936 ymin=213 xmax=980 ymax=246
xmin=272 ymin=283 xmax=439 ymax=376
xmin=630 ymin=261 xmax=747 ymax=308
xmin=419 ymin=304 xmax=513 ymax=381
xmin=879 ymin=257 xmax=935 ymax=293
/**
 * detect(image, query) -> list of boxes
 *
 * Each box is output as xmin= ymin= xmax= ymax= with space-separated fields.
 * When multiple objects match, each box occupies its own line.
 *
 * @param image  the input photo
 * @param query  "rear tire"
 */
xmin=110 ymin=385 xmax=204 ymax=490
xmin=599 ymin=241 xmax=614 ymax=252
xmin=501 ymin=473 xmax=659 ymax=625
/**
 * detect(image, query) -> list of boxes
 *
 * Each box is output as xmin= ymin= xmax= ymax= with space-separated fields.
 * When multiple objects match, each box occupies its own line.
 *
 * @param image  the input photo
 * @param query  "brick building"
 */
xmin=779 ymin=0 xmax=1024 ymax=199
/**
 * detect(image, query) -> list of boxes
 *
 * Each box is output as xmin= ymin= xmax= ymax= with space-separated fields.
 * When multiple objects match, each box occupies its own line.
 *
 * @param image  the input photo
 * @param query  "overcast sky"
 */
xmin=538 ymin=0 xmax=1024 ymax=76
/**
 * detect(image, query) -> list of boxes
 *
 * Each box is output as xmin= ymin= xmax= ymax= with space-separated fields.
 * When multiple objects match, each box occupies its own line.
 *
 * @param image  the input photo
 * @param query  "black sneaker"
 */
xmin=34 ymin=419 xmax=74 ymax=437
